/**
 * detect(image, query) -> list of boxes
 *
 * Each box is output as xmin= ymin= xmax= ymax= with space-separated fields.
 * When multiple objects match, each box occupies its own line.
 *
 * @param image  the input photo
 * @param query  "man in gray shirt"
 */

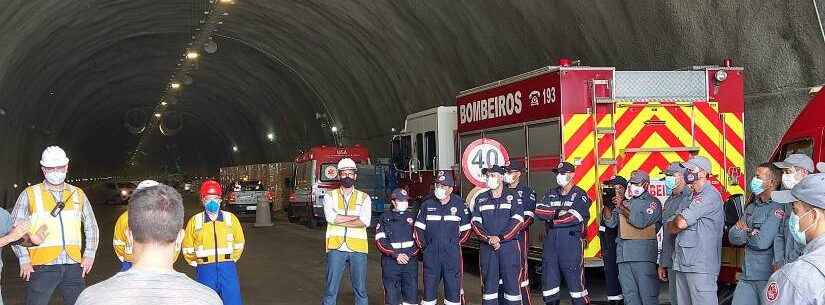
xmin=669 ymin=156 xmax=725 ymax=305
xmin=76 ymin=184 xmax=221 ymax=305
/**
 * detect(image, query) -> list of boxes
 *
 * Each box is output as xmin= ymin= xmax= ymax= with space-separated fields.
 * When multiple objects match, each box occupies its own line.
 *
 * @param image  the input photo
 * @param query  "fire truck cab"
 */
xmin=455 ymin=59 xmax=746 ymax=294
xmin=287 ymin=145 xmax=371 ymax=228
xmin=770 ymin=87 xmax=825 ymax=169
xmin=390 ymin=106 xmax=457 ymax=206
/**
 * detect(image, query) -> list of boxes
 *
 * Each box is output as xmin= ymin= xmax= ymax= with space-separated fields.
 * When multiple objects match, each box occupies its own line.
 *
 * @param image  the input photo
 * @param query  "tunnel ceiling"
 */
xmin=2 ymin=1 xmax=825 ymax=183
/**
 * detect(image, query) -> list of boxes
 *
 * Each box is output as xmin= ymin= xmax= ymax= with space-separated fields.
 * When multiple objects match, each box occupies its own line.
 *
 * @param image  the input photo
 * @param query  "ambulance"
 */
xmin=286 ymin=145 xmax=371 ymax=228
xmin=454 ymin=58 xmax=747 ymax=296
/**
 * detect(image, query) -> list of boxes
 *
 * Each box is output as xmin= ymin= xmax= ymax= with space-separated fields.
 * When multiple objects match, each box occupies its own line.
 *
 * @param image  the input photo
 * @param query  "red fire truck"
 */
xmin=390 ymin=106 xmax=458 ymax=205
xmin=770 ymin=86 xmax=825 ymax=166
xmin=286 ymin=145 xmax=371 ymax=228
xmin=454 ymin=58 xmax=746 ymax=297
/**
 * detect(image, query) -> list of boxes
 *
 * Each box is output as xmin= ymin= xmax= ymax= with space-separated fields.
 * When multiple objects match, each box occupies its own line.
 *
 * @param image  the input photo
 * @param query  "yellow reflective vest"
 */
xmin=182 ymin=211 xmax=245 ymax=266
xmin=325 ymin=189 xmax=369 ymax=253
xmin=113 ymin=211 xmax=181 ymax=263
xmin=25 ymin=183 xmax=85 ymax=265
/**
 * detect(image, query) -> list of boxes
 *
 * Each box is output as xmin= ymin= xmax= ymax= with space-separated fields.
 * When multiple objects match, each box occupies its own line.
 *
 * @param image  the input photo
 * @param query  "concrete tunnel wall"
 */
xmin=1 ymin=1 xmax=825 ymax=204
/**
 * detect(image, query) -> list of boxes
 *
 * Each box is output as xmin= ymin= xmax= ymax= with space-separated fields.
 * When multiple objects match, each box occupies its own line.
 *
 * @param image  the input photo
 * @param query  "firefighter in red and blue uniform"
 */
xmin=472 ymin=165 xmax=525 ymax=305
xmin=503 ymin=160 xmax=537 ymax=305
xmin=415 ymin=171 xmax=472 ymax=305
xmin=375 ymin=188 xmax=420 ymax=305
xmin=535 ymin=162 xmax=592 ymax=305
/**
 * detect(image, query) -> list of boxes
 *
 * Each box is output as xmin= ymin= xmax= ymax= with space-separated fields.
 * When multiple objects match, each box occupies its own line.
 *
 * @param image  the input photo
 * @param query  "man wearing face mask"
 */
xmin=728 ymin=163 xmax=783 ymax=305
xmin=534 ymin=162 xmax=592 ymax=305
xmin=415 ymin=171 xmax=472 ymax=305
xmin=659 ymin=162 xmax=692 ymax=305
xmin=601 ymin=176 xmax=627 ymax=305
xmin=320 ymin=158 xmax=372 ymax=305
xmin=669 ymin=156 xmax=725 ymax=305
xmin=503 ymin=160 xmax=537 ymax=305
xmin=603 ymin=170 xmax=662 ymax=305
xmin=375 ymin=188 xmax=419 ymax=305
xmin=472 ymin=165 xmax=524 ymax=305
xmin=773 ymin=153 xmax=815 ymax=267
xmin=763 ymin=173 xmax=825 ymax=304
xmin=182 ymin=180 xmax=246 ymax=305
xmin=11 ymin=146 xmax=100 ymax=305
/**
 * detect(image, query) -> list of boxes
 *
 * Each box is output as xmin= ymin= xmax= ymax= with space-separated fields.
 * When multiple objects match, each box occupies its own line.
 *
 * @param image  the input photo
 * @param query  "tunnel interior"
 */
xmin=2 ymin=1 xmax=825 ymax=202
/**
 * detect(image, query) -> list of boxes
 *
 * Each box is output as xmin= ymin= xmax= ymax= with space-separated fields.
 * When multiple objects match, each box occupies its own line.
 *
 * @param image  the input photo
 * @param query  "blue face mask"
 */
xmin=664 ymin=176 xmax=677 ymax=192
xmin=749 ymin=177 xmax=765 ymax=195
xmin=789 ymin=209 xmax=816 ymax=246
xmin=205 ymin=199 xmax=220 ymax=213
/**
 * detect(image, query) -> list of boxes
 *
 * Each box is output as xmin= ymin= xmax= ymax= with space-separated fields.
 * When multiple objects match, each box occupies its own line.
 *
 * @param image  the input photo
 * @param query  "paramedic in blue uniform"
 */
xmin=535 ymin=162 xmax=592 ymax=305
xmin=375 ymin=188 xmax=420 ymax=305
xmin=669 ymin=156 xmax=724 ymax=305
xmin=728 ymin=163 xmax=783 ymax=305
xmin=601 ymin=175 xmax=627 ymax=305
xmin=659 ymin=162 xmax=692 ymax=305
xmin=773 ymin=153 xmax=815 ymax=268
xmin=603 ymin=170 xmax=662 ymax=305
xmin=764 ymin=173 xmax=825 ymax=305
xmin=472 ymin=165 xmax=525 ymax=305
xmin=414 ymin=171 xmax=472 ymax=305
xmin=503 ymin=160 xmax=537 ymax=305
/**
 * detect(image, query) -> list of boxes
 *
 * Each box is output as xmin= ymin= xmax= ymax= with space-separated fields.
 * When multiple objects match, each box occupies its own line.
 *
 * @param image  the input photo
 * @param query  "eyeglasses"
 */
xmin=339 ymin=172 xmax=356 ymax=178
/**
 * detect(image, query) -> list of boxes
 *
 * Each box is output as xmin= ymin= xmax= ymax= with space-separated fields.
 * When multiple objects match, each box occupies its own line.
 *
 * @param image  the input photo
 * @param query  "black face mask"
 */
xmin=341 ymin=177 xmax=355 ymax=188
xmin=684 ymin=171 xmax=699 ymax=184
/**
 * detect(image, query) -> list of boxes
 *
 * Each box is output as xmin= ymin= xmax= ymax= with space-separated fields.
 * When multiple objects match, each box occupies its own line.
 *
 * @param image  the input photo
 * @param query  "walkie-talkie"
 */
xmin=50 ymin=201 xmax=65 ymax=217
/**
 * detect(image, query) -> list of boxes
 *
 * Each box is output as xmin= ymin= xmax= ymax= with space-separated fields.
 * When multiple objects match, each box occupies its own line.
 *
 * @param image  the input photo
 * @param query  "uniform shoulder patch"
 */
xmin=774 ymin=209 xmax=785 ymax=220
xmin=692 ymin=194 xmax=704 ymax=205
xmin=765 ymin=281 xmax=778 ymax=302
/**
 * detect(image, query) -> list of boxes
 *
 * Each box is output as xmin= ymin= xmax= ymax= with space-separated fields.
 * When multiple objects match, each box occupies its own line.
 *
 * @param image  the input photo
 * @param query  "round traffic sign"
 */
xmin=461 ymin=138 xmax=510 ymax=188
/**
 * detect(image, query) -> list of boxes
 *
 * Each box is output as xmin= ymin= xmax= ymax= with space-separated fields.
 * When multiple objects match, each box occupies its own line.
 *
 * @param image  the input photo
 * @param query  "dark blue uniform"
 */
xmin=535 ymin=186 xmax=592 ymax=305
xmin=472 ymin=189 xmax=525 ymax=305
xmin=415 ymin=194 xmax=472 ymax=305
xmin=507 ymin=183 xmax=537 ymax=305
xmin=376 ymin=210 xmax=420 ymax=305
xmin=599 ymin=212 xmax=622 ymax=303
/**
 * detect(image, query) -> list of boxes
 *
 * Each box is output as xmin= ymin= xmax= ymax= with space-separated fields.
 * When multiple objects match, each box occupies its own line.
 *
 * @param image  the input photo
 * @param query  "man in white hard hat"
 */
xmin=11 ymin=146 xmax=100 ymax=305
xmin=321 ymin=158 xmax=372 ymax=305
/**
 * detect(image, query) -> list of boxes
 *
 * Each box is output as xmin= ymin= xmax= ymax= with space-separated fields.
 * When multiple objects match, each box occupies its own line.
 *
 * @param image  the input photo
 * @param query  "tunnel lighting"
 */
xmin=154 ymin=113 xmax=162 ymax=118
xmin=186 ymin=51 xmax=200 ymax=60
xmin=219 ymin=0 xmax=234 ymax=4
xmin=232 ymin=146 xmax=239 ymax=152
xmin=170 ymin=83 xmax=181 ymax=89
xmin=331 ymin=126 xmax=338 ymax=133
xmin=161 ymin=101 xmax=168 ymax=106
xmin=13 ymin=184 xmax=18 ymax=188
xmin=391 ymin=127 xmax=396 ymax=132
xmin=267 ymin=133 xmax=274 ymax=141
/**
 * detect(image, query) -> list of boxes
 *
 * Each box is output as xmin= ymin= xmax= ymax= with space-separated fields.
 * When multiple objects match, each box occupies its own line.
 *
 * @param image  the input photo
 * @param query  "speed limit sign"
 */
xmin=461 ymin=138 xmax=510 ymax=187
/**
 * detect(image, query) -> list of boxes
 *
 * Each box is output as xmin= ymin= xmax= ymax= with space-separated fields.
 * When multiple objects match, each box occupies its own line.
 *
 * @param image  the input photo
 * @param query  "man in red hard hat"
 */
xmin=182 ymin=180 xmax=246 ymax=305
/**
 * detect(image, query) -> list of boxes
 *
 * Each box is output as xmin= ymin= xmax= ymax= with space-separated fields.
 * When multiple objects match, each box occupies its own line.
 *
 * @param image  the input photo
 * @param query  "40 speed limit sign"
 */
xmin=461 ymin=138 xmax=510 ymax=188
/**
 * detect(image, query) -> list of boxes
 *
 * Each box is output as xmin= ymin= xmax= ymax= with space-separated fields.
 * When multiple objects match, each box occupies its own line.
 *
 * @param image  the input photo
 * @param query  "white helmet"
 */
xmin=40 ymin=146 xmax=69 ymax=167
xmin=337 ymin=158 xmax=357 ymax=171
xmin=135 ymin=180 xmax=160 ymax=191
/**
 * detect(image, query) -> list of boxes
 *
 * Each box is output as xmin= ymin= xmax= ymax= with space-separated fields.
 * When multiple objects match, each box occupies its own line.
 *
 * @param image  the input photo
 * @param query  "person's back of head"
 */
xmin=128 ymin=184 xmax=184 ymax=246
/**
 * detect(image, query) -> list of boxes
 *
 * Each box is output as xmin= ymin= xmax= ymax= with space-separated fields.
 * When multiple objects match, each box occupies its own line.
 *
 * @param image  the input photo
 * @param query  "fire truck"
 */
xmin=286 ymin=145 xmax=371 ymax=228
xmin=390 ymin=106 xmax=458 ymax=206
xmin=451 ymin=58 xmax=746 ymax=298
xmin=770 ymin=86 xmax=825 ymax=166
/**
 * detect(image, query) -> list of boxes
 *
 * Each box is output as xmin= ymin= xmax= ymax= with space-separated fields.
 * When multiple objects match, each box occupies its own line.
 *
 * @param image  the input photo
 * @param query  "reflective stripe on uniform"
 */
xmin=503 ymin=293 xmax=521 ymax=301
xmin=420 ymin=300 xmax=436 ymax=305
xmin=483 ymin=293 xmax=498 ymax=300
xmin=374 ymin=232 xmax=386 ymax=240
xmin=570 ymin=289 xmax=589 ymax=298
xmin=524 ymin=210 xmax=535 ymax=217
xmin=479 ymin=205 xmax=494 ymax=211
xmin=511 ymin=214 xmax=524 ymax=222
xmin=195 ymin=247 xmax=233 ymax=258
xmin=444 ymin=300 xmax=461 ymax=305
xmin=543 ymin=287 xmax=560 ymax=296
xmin=443 ymin=215 xmax=461 ymax=222
xmin=521 ymin=280 xmax=530 ymax=287
xmin=391 ymin=241 xmax=415 ymax=249
xmin=569 ymin=210 xmax=584 ymax=222
xmin=499 ymin=204 xmax=512 ymax=209
xmin=459 ymin=224 xmax=471 ymax=232
xmin=471 ymin=216 xmax=483 ymax=223
xmin=607 ymin=295 xmax=624 ymax=301
xmin=415 ymin=221 xmax=426 ymax=230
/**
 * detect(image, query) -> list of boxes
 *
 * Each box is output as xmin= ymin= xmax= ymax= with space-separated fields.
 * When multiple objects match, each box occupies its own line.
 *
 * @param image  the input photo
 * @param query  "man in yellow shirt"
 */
xmin=113 ymin=180 xmax=182 ymax=271
xmin=182 ymin=180 xmax=245 ymax=305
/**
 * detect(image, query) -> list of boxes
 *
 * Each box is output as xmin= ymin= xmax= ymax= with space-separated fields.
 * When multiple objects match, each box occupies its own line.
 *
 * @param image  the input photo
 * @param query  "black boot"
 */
xmin=608 ymin=300 xmax=625 ymax=305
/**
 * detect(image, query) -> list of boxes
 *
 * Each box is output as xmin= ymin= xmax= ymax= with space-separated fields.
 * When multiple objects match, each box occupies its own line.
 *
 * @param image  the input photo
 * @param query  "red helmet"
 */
xmin=200 ymin=180 xmax=222 ymax=198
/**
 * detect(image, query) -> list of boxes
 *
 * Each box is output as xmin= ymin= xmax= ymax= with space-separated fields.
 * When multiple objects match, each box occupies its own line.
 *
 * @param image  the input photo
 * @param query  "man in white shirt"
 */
xmin=321 ymin=158 xmax=372 ymax=305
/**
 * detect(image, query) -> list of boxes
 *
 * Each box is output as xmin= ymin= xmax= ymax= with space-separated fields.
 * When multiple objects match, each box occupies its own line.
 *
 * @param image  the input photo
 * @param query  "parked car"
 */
xmin=224 ymin=180 xmax=273 ymax=219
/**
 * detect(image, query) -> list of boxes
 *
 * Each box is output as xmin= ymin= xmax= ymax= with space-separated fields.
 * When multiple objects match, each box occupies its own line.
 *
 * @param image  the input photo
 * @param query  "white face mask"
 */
xmin=503 ymin=173 xmax=515 ymax=184
xmin=434 ymin=187 xmax=448 ymax=200
xmin=45 ymin=171 xmax=67 ymax=185
xmin=486 ymin=176 xmax=501 ymax=189
xmin=394 ymin=201 xmax=408 ymax=212
xmin=629 ymin=184 xmax=645 ymax=198
xmin=556 ymin=174 xmax=570 ymax=187
xmin=783 ymin=173 xmax=800 ymax=189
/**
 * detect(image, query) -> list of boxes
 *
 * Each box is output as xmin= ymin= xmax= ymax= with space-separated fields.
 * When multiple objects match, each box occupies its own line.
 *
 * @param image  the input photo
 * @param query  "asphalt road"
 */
xmin=1 ymin=192 xmax=672 ymax=305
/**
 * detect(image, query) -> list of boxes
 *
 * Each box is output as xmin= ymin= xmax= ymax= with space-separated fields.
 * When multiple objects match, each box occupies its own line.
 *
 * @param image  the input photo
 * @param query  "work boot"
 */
xmin=608 ymin=301 xmax=625 ymax=305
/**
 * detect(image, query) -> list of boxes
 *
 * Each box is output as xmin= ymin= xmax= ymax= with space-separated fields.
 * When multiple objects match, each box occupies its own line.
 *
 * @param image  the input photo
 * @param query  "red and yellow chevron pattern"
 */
xmin=562 ymin=100 xmax=745 ymax=259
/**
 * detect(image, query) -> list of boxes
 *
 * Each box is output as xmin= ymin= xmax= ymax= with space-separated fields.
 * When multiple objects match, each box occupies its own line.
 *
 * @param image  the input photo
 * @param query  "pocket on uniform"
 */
xmin=677 ymin=228 xmax=698 ymax=248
